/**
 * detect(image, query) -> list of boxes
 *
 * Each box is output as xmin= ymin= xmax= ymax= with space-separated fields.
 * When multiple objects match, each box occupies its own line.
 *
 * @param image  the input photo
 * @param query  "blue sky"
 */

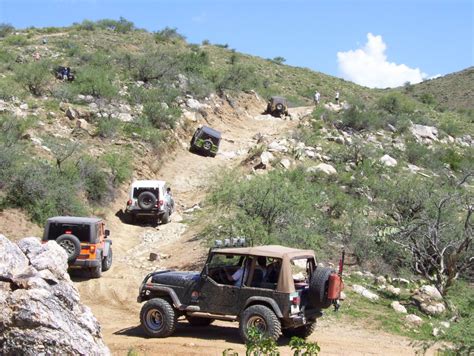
xmin=1 ymin=0 xmax=472 ymax=87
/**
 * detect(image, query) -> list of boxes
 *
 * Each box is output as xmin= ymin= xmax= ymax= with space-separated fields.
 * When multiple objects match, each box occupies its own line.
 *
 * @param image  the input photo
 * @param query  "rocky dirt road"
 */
xmin=71 ymin=99 xmax=425 ymax=355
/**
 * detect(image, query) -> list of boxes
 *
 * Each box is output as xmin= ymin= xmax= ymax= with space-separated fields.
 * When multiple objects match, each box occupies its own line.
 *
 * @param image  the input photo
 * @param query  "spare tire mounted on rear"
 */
xmin=138 ymin=191 xmax=157 ymax=210
xmin=56 ymin=234 xmax=81 ymax=263
xmin=309 ymin=267 xmax=334 ymax=309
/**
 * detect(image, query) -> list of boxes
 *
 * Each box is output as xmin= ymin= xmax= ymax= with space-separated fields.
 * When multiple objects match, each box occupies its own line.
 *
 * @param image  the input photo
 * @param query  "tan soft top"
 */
xmin=213 ymin=245 xmax=316 ymax=293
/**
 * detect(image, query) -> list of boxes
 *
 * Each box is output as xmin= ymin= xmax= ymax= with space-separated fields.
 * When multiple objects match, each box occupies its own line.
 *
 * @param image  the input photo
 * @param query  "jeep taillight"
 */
xmin=90 ymin=245 xmax=96 ymax=254
xmin=292 ymin=296 xmax=300 ymax=305
xmin=65 ymin=230 xmax=72 ymax=234
xmin=158 ymin=200 xmax=164 ymax=207
xmin=127 ymin=199 xmax=132 ymax=206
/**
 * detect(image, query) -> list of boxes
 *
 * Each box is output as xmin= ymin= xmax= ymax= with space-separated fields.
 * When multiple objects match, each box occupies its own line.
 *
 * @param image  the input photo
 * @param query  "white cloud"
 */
xmin=337 ymin=33 xmax=429 ymax=88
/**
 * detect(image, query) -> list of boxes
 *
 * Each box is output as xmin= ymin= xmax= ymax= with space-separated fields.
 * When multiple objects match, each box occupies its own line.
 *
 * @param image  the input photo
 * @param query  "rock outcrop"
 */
xmin=0 ymin=235 xmax=110 ymax=355
xmin=412 ymin=285 xmax=446 ymax=316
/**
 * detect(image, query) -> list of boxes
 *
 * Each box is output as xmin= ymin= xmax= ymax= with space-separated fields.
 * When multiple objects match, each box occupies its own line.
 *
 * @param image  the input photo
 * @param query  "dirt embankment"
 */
xmin=2 ymin=93 xmax=425 ymax=355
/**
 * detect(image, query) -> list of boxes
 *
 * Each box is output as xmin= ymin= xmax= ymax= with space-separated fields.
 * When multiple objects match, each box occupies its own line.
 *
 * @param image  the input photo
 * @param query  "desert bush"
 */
xmin=102 ymin=152 xmax=132 ymax=186
xmin=154 ymin=27 xmax=186 ymax=43
xmin=419 ymin=92 xmax=436 ymax=105
xmin=0 ymin=76 xmax=24 ymax=100
xmin=15 ymin=61 xmax=50 ymax=96
xmin=0 ymin=23 xmax=14 ymax=38
xmin=76 ymin=156 xmax=113 ymax=204
xmin=271 ymin=56 xmax=286 ymax=65
xmin=377 ymin=92 xmax=415 ymax=115
xmin=5 ymin=162 xmax=87 ymax=224
xmin=341 ymin=103 xmax=383 ymax=131
xmin=4 ymin=34 xmax=28 ymax=46
xmin=76 ymin=19 xmax=96 ymax=31
xmin=96 ymin=17 xmax=135 ymax=33
xmin=95 ymin=116 xmax=121 ymax=138
xmin=143 ymin=101 xmax=181 ymax=129
xmin=73 ymin=65 xmax=117 ymax=99
xmin=215 ymin=64 xmax=259 ymax=93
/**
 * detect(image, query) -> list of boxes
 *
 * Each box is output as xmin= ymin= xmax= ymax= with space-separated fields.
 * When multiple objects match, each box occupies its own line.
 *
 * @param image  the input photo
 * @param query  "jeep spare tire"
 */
xmin=56 ymin=234 xmax=81 ymax=263
xmin=309 ymin=267 xmax=333 ymax=309
xmin=202 ymin=140 xmax=212 ymax=151
xmin=276 ymin=103 xmax=284 ymax=111
xmin=138 ymin=191 xmax=157 ymax=210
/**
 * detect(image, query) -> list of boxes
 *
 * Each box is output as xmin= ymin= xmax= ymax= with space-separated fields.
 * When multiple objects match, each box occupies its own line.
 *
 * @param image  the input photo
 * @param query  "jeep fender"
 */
xmin=242 ymin=296 xmax=284 ymax=318
xmin=103 ymin=240 xmax=112 ymax=257
xmin=141 ymin=285 xmax=184 ymax=310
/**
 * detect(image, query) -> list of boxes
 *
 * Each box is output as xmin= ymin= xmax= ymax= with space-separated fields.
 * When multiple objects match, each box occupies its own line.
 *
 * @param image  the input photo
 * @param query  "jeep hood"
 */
xmin=151 ymin=271 xmax=200 ymax=286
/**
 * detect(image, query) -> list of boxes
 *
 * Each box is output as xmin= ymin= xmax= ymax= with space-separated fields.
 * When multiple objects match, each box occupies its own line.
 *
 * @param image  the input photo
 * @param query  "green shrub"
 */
xmin=0 ymin=23 xmax=14 ymax=38
xmin=143 ymin=101 xmax=181 ymax=129
xmin=377 ymin=93 xmax=415 ymax=115
xmin=4 ymin=34 xmax=28 ymax=46
xmin=15 ymin=61 xmax=50 ymax=96
xmin=419 ymin=92 xmax=436 ymax=105
xmin=96 ymin=17 xmax=135 ymax=33
xmin=96 ymin=116 xmax=121 ymax=138
xmin=73 ymin=66 xmax=117 ymax=99
xmin=154 ymin=27 xmax=186 ymax=43
xmin=0 ymin=76 xmax=24 ymax=100
xmin=5 ymin=162 xmax=87 ymax=224
xmin=271 ymin=56 xmax=286 ymax=65
xmin=76 ymin=156 xmax=113 ymax=204
xmin=76 ymin=19 xmax=96 ymax=31
xmin=102 ymin=152 xmax=132 ymax=186
xmin=215 ymin=64 xmax=259 ymax=93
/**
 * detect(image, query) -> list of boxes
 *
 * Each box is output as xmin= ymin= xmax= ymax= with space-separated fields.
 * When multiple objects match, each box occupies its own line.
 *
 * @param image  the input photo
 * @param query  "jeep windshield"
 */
xmin=47 ymin=223 xmax=91 ymax=242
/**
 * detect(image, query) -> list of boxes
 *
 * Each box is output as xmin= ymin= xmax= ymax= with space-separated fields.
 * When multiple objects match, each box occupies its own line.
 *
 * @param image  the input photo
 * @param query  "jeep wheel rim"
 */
xmin=247 ymin=315 xmax=267 ymax=333
xmin=59 ymin=240 xmax=75 ymax=256
xmin=146 ymin=309 xmax=164 ymax=331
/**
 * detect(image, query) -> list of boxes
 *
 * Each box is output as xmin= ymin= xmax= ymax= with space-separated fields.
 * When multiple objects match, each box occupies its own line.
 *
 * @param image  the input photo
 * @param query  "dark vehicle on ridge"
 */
xmin=137 ymin=243 xmax=344 ymax=342
xmin=42 ymin=216 xmax=112 ymax=278
xmin=265 ymin=96 xmax=289 ymax=117
xmin=189 ymin=126 xmax=221 ymax=157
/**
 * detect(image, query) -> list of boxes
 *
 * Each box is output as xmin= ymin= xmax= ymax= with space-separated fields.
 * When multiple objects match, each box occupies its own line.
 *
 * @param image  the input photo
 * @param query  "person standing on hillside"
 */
xmin=335 ymin=91 xmax=340 ymax=105
xmin=314 ymin=91 xmax=320 ymax=105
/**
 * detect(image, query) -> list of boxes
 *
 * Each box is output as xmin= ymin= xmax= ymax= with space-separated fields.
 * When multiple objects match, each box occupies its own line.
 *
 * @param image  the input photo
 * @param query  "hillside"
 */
xmin=401 ymin=67 xmax=474 ymax=111
xmin=0 ymin=20 xmax=473 ymax=355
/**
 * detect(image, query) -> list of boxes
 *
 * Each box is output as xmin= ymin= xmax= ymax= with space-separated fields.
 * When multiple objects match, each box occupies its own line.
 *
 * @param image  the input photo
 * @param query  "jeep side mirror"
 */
xmin=105 ymin=229 xmax=110 ymax=237
xmin=202 ymin=264 xmax=209 ymax=277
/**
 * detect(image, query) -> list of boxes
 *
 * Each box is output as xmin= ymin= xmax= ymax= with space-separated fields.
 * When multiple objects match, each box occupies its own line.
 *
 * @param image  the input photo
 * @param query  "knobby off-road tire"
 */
xmin=56 ymin=234 xmax=81 ymax=263
xmin=239 ymin=305 xmax=281 ymax=343
xmin=160 ymin=210 xmax=170 ymax=224
xmin=309 ymin=267 xmax=333 ymax=309
xmin=137 ymin=191 xmax=157 ymax=210
xmin=102 ymin=247 xmax=113 ymax=271
xmin=282 ymin=322 xmax=316 ymax=339
xmin=90 ymin=252 xmax=102 ymax=278
xmin=186 ymin=316 xmax=214 ymax=326
xmin=140 ymin=298 xmax=177 ymax=338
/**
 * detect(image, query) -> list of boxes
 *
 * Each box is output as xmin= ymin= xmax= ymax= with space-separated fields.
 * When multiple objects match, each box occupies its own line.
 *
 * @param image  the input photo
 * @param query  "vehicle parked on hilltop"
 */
xmin=189 ymin=126 xmax=221 ymax=157
xmin=42 ymin=216 xmax=112 ymax=278
xmin=137 ymin=241 xmax=344 ymax=343
xmin=264 ymin=96 xmax=289 ymax=117
xmin=125 ymin=180 xmax=174 ymax=224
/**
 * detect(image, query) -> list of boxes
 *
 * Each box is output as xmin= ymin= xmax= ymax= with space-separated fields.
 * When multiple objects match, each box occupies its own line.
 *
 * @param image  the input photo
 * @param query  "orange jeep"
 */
xmin=42 ymin=216 xmax=113 ymax=278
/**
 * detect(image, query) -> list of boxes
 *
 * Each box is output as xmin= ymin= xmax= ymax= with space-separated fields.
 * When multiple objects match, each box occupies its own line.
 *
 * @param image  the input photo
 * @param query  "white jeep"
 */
xmin=125 ymin=180 xmax=174 ymax=224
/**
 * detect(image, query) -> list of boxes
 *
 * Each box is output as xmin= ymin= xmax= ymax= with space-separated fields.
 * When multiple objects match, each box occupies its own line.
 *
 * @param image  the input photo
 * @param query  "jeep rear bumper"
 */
xmin=126 ymin=207 xmax=165 ymax=216
xmin=69 ymin=259 xmax=100 ymax=268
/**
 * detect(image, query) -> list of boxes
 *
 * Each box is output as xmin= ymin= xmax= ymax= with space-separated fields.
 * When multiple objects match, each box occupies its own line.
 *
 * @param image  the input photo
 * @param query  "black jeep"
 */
xmin=265 ymin=96 xmax=289 ymax=117
xmin=137 ymin=244 xmax=343 ymax=342
xmin=189 ymin=126 xmax=221 ymax=157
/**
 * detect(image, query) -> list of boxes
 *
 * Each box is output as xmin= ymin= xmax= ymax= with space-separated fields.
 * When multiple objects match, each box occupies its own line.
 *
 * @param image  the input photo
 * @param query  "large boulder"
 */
xmin=352 ymin=284 xmax=379 ymax=301
xmin=0 ymin=235 xmax=109 ymax=355
xmin=411 ymin=124 xmax=438 ymax=141
xmin=412 ymin=285 xmax=446 ymax=316
xmin=306 ymin=163 xmax=337 ymax=176
xmin=379 ymin=154 xmax=398 ymax=167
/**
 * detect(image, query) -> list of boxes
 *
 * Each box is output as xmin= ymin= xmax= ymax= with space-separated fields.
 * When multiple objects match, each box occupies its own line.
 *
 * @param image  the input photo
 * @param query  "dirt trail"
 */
xmin=72 ymin=100 xmax=425 ymax=355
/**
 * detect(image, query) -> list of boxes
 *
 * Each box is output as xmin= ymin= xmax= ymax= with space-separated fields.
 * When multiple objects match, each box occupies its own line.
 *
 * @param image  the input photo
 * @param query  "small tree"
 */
xmin=272 ymin=57 xmax=286 ymax=65
xmin=388 ymin=175 xmax=473 ymax=295
xmin=15 ymin=62 xmax=50 ymax=96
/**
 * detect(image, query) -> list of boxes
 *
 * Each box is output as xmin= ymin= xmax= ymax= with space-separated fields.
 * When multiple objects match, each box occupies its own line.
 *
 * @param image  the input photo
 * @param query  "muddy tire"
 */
xmin=239 ymin=305 xmax=281 ymax=343
xmin=138 ymin=191 xmax=157 ymax=210
xmin=140 ymin=298 xmax=177 ymax=338
xmin=102 ymin=247 xmax=113 ymax=271
xmin=282 ymin=322 xmax=316 ymax=339
xmin=309 ymin=267 xmax=333 ymax=309
xmin=56 ymin=234 xmax=81 ymax=263
xmin=186 ymin=316 xmax=214 ymax=326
